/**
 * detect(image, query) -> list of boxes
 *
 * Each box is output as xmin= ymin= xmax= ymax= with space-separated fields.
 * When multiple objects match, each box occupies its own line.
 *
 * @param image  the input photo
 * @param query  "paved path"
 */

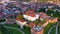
xmin=0 ymin=22 xmax=6 ymax=24
xmin=55 ymin=21 xmax=60 ymax=34
xmin=48 ymin=26 xmax=55 ymax=34
xmin=4 ymin=26 xmax=25 ymax=34
xmin=56 ymin=24 xmax=58 ymax=34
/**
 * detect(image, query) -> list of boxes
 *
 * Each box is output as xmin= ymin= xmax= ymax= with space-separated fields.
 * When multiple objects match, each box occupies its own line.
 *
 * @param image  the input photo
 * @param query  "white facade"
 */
xmin=16 ymin=20 xmax=27 ymax=29
xmin=23 ymin=14 xmax=39 ymax=21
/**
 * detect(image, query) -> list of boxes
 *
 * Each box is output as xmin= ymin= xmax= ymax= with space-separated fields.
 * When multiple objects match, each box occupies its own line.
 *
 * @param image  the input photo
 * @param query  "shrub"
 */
xmin=0 ymin=19 xmax=5 ymax=22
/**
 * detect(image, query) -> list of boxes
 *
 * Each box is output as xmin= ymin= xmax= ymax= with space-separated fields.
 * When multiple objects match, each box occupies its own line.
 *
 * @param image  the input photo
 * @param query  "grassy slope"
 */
xmin=50 ymin=27 xmax=56 ymax=34
xmin=22 ymin=29 xmax=31 ymax=34
xmin=44 ymin=23 xmax=53 ymax=34
xmin=0 ymin=30 xmax=2 ymax=34
xmin=6 ymin=28 xmax=22 ymax=34
xmin=3 ymin=24 xmax=20 ymax=28
xmin=0 ymin=27 xmax=2 ymax=34
xmin=58 ymin=23 xmax=60 ymax=34
xmin=3 ymin=24 xmax=31 ymax=34
xmin=1 ymin=24 xmax=22 ymax=34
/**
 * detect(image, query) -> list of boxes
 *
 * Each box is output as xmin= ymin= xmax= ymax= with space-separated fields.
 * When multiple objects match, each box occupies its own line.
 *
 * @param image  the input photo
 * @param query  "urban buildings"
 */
xmin=47 ymin=0 xmax=60 ymax=5
xmin=0 ymin=0 xmax=60 ymax=34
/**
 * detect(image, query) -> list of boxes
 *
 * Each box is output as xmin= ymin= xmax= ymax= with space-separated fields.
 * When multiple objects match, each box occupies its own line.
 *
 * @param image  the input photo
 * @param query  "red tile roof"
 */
xmin=45 ymin=18 xmax=50 ymax=21
xmin=40 ymin=12 xmax=47 ymax=19
xmin=40 ymin=15 xmax=43 ymax=18
xmin=25 ymin=9 xmax=36 ymax=17
xmin=17 ymin=19 xmax=25 ymax=22
xmin=29 ymin=23 xmax=35 ymax=27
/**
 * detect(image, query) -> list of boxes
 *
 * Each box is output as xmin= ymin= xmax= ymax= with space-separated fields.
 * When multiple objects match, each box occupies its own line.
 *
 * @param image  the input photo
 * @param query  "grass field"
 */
xmin=3 ymin=24 xmax=20 ymax=28
xmin=5 ymin=28 xmax=22 ymax=34
xmin=50 ymin=27 xmax=56 ymax=34
xmin=44 ymin=24 xmax=55 ymax=34
xmin=22 ymin=29 xmax=31 ymax=34
xmin=44 ymin=23 xmax=53 ymax=34
xmin=0 ymin=30 xmax=2 ymax=34
xmin=58 ymin=26 xmax=60 ymax=34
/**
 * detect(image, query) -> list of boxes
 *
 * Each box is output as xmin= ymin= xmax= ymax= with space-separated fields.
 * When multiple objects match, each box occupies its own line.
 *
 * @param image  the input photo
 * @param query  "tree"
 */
xmin=16 ymin=15 xmax=23 ymax=19
xmin=46 ymin=8 xmax=54 ymax=16
xmin=34 ymin=19 xmax=39 ymax=25
xmin=0 ymin=19 xmax=5 ymax=22
xmin=38 ymin=8 xmax=45 ymax=12
xmin=41 ymin=19 xmax=46 ymax=24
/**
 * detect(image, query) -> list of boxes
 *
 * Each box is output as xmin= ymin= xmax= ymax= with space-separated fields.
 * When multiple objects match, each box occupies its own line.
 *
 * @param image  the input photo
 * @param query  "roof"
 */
xmin=45 ymin=17 xmax=50 ymax=21
xmin=25 ymin=9 xmax=36 ymax=17
xmin=29 ymin=22 xmax=35 ymax=27
xmin=17 ymin=19 xmax=25 ymax=22
xmin=40 ymin=12 xmax=47 ymax=19
xmin=46 ymin=16 xmax=55 ymax=20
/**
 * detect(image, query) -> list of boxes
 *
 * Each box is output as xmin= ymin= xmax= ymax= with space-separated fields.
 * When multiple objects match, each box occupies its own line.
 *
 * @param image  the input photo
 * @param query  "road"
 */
xmin=56 ymin=21 xmax=60 ymax=34
xmin=56 ymin=22 xmax=58 ymax=34
xmin=48 ymin=21 xmax=60 ymax=34
xmin=0 ymin=22 xmax=6 ymax=24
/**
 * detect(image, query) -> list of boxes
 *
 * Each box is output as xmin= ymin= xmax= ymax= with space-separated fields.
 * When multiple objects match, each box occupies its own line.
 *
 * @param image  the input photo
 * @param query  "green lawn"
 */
xmin=50 ymin=27 xmax=56 ymax=34
xmin=0 ymin=30 xmax=2 ymax=34
xmin=2 ymin=24 xmax=31 ymax=34
xmin=2 ymin=28 xmax=22 ymax=34
xmin=9 ymin=28 xmax=22 ymax=34
xmin=44 ymin=23 xmax=53 ymax=34
xmin=58 ymin=23 xmax=60 ymax=34
xmin=22 ymin=29 xmax=31 ymax=34
xmin=3 ymin=24 xmax=20 ymax=28
xmin=58 ymin=26 xmax=60 ymax=34
xmin=22 ymin=25 xmax=31 ymax=34
xmin=0 ymin=27 xmax=2 ymax=34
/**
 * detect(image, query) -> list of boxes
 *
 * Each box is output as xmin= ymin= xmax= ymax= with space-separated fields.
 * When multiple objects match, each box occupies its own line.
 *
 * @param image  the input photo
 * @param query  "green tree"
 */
xmin=34 ymin=19 xmax=39 ymax=25
xmin=46 ymin=8 xmax=54 ymax=16
xmin=41 ymin=19 xmax=46 ymax=24
xmin=16 ymin=15 xmax=23 ymax=19
xmin=0 ymin=19 xmax=5 ymax=22
xmin=38 ymin=8 xmax=45 ymax=12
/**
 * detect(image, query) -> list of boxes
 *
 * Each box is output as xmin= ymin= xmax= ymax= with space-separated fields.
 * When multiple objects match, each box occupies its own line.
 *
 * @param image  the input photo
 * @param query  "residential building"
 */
xmin=31 ymin=28 xmax=44 ymax=34
xmin=16 ymin=19 xmax=27 ymax=29
xmin=23 ymin=9 xmax=39 ymax=21
xmin=48 ymin=17 xmax=58 ymax=23
xmin=29 ymin=22 xmax=35 ymax=28
xmin=6 ymin=18 xmax=15 ymax=24
xmin=30 ymin=0 xmax=39 ymax=2
xmin=47 ymin=0 xmax=60 ymax=5
xmin=40 ymin=12 xmax=47 ymax=21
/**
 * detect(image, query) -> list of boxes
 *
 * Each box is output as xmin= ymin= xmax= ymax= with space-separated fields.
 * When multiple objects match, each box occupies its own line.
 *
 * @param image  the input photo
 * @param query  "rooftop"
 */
xmin=25 ymin=9 xmax=36 ymax=17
